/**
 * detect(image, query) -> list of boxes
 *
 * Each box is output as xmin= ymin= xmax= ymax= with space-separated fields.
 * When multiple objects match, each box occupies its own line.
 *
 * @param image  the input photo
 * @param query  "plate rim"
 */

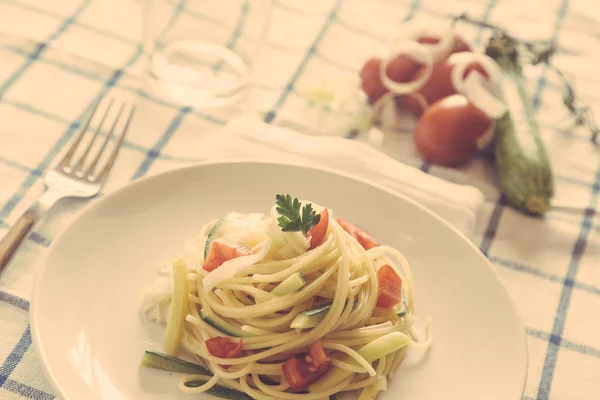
xmin=30 ymin=158 xmax=529 ymax=400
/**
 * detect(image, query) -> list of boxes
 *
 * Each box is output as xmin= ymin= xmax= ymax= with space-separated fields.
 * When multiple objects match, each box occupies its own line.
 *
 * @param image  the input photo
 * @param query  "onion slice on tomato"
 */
xmin=476 ymin=119 xmax=497 ymax=150
xmin=380 ymin=40 xmax=433 ymax=94
xmin=387 ymin=19 xmax=455 ymax=61
xmin=450 ymin=53 xmax=507 ymax=119
xmin=463 ymin=72 xmax=507 ymax=119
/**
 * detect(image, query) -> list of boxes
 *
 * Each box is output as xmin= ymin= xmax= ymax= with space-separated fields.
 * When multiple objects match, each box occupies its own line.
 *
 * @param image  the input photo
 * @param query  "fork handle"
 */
xmin=0 ymin=211 xmax=39 ymax=273
xmin=0 ymin=189 xmax=64 ymax=274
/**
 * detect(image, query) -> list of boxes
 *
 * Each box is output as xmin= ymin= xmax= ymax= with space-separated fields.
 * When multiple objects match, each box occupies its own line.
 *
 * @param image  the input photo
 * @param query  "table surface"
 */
xmin=0 ymin=0 xmax=599 ymax=399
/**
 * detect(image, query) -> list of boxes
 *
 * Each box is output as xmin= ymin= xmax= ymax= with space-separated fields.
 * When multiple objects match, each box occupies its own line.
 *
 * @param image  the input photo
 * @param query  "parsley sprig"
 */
xmin=275 ymin=194 xmax=321 ymax=235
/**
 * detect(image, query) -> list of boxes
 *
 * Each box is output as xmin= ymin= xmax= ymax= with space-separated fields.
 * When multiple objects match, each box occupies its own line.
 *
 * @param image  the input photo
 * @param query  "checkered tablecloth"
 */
xmin=0 ymin=0 xmax=599 ymax=399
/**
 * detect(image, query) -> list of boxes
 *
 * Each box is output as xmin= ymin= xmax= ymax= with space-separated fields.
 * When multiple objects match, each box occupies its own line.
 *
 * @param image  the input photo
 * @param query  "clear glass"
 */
xmin=141 ymin=0 xmax=273 ymax=109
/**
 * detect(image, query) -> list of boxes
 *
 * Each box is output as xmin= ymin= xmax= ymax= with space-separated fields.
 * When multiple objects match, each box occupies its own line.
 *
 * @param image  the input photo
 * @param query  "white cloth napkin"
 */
xmin=199 ymin=116 xmax=485 ymax=238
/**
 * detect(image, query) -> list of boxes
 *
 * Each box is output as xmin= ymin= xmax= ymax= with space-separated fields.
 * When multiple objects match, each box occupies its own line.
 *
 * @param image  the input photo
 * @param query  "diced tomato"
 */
xmin=205 ymin=336 xmax=243 ymax=369
xmin=336 ymin=218 xmax=381 ymax=250
xmin=203 ymin=241 xmax=252 ymax=272
xmin=305 ymin=341 xmax=329 ymax=372
xmin=376 ymin=265 xmax=402 ymax=308
xmin=282 ymin=341 xmax=331 ymax=390
xmin=308 ymin=209 xmax=329 ymax=250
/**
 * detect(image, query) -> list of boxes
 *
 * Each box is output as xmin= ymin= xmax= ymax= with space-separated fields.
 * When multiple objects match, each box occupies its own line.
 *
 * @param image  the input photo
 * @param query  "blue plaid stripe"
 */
xmin=0 ymin=291 xmax=29 ymax=311
xmin=0 ymin=45 xmax=143 ymax=224
xmin=0 ymin=326 xmax=31 ymax=387
xmin=0 ymin=292 xmax=54 ymax=399
xmin=474 ymin=0 xmax=498 ymax=46
xmin=0 ymin=44 xmax=229 ymax=124
xmin=263 ymin=0 xmax=344 ymax=124
xmin=527 ymin=327 xmax=600 ymax=360
xmin=490 ymin=256 xmax=600 ymax=296
xmin=0 ymin=155 xmax=31 ymax=174
xmin=131 ymin=107 xmax=192 ymax=179
xmin=1 ymin=380 xmax=54 ymax=400
xmin=0 ymin=100 xmax=202 ymax=178
xmin=0 ymin=0 xmax=93 ymax=98
xmin=0 ymin=0 xmax=137 ymax=46
xmin=537 ymin=164 xmax=600 ymax=399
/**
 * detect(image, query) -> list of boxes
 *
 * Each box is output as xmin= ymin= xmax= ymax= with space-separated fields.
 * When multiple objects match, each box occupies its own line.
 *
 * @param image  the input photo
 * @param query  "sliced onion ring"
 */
xmin=450 ymin=53 xmax=507 ymax=118
xmin=477 ymin=120 xmax=497 ymax=150
xmin=402 ymin=91 xmax=429 ymax=114
xmin=463 ymin=71 xmax=507 ymax=119
xmin=388 ymin=19 xmax=455 ymax=61
xmin=380 ymin=40 xmax=433 ymax=94
xmin=450 ymin=52 xmax=502 ymax=94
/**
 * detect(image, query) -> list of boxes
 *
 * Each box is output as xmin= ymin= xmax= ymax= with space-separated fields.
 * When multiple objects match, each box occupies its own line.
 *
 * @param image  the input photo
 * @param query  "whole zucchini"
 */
xmin=485 ymin=35 xmax=554 ymax=215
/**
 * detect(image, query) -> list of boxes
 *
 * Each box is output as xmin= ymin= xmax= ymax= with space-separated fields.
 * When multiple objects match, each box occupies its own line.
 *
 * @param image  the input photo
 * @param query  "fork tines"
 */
xmin=57 ymin=97 xmax=136 ymax=182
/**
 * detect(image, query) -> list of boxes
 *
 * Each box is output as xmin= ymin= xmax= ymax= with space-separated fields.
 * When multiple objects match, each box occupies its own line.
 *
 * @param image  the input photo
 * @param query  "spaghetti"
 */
xmin=141 ymin=195 xmax=432 ymax=400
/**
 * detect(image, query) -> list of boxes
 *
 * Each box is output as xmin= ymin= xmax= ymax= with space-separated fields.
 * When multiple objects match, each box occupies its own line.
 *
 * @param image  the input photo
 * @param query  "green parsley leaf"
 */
xmin=275 ymin=194 xmax=321 ymax=235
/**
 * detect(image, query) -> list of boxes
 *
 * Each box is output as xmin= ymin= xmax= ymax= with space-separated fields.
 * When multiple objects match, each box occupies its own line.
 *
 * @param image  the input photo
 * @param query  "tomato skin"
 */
xmin=205 ymin=336 xmax=243 ymax=368
xmin=308 ymin=209 xmax=329 ymax=250
xmin=376 ymin=265 xmax=402 ymax=308
xmin=203 ymin=241 xmax=251 ymax=272
xmin=417 ymin=36 xmax=440 ymax=45
xmin=360 ymin=36 xmax=475 ymax=111
xmin=386 ymin=55 xmax=422 ymax=84
xmin=336 ymin=218 xmax=381 ymax=250
xmin=360 ymin=57 xmax=387 ymax=102
xmin=451 ymin=35 xmax=472 ymax=53
xmin=205 ymin=336 xmax=243 ymax=358
xmin=282 ymin=341 xmax=331 ymax=390
xmin=360 ymin=56 xmax=421 ymax=102
xmin=408 ymin=51 xmax=488 ymax=109
xmin=414 ymin=94 xmax=493 ymax=166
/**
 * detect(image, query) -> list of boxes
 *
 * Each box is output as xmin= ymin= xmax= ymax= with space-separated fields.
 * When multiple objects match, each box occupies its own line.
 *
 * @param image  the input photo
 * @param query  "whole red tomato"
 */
xmin=414 ymin=94 xmax=493 ymax=166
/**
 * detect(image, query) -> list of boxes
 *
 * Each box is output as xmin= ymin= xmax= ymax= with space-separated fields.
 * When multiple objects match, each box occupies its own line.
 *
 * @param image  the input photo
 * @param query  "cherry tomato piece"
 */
xmin=203 ymin=241 xmax=252 ymax=272
xmin=308 ymin=209 xmax=329 ymax=250
xmin=282 ymin=341 xmax=331 ymax=390
xmin=337 ymin=218 xmax=381 ymax=250
xmin=376 ymin=265 xmax=402 ymax=308
xmin=205 ymin=336 xmax=243 ymax=369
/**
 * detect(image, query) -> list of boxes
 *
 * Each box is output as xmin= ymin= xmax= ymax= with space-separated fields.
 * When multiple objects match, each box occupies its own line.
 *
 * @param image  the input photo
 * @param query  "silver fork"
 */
xmin=0 ymin=98 xmax=136 ymax=272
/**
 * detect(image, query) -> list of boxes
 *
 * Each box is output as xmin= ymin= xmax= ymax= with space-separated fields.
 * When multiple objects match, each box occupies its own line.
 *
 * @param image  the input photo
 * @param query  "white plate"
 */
xmin=31 ymin=160 xmax=527 ymax=400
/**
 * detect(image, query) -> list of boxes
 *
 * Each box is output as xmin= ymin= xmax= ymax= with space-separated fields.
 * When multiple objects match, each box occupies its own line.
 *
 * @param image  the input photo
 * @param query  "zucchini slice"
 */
xmin=140 ymin=351 xmax=252 ymax=400
xmin=200 ymin=308 xmax=253 ymax=337
xmin=395 ymin=287 xmax=409 ymax=317
xmin=204 ymin=214 xmax=231 ymax=259
xmin=271 ymin=272 xmax=306 ymax=296
xmin=290 ymin=302 xmax=334 ymax=329
xmin=140 ymin=351 xmax=210 ymax=374
xmin=290 ymin=300 xmax=358 ymax=329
